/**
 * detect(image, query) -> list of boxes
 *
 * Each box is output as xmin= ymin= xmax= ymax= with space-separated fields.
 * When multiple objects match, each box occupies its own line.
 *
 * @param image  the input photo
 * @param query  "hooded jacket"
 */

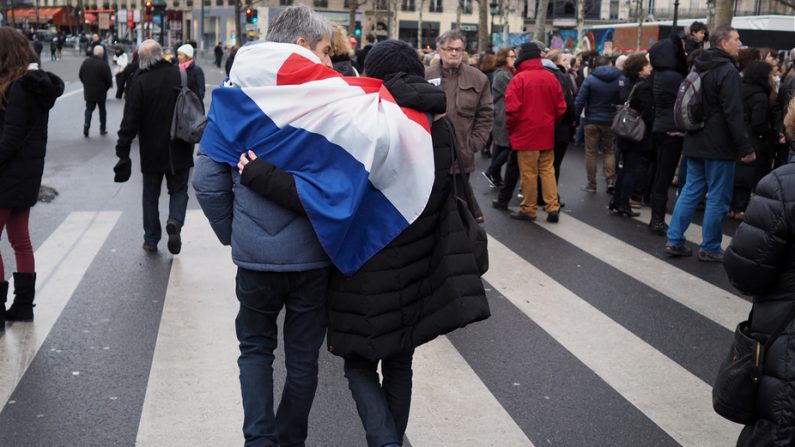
xmin=543 ymin=58 xmax=577 ymax=143
xmin=0 ymin=68 xmax=64 ymax=208
xmin=682 ymin=48 xmax=753 ymax=160
xmin=491 ymin=66 xmax=514 ymax=147
xmin=741 ymin=62 xmax=775 ymax=158
xmin=649 ymin=36 xmax=687 ymax=133
xmin=505 ymin=59 xmax=566 ymax=151
xmin=233 ymin=74 xmax=490 ymax=360
xmin=574 ymin=65 xmax=623 ymax=126
xmin=723 ymin=164 xmax=795 ymax=447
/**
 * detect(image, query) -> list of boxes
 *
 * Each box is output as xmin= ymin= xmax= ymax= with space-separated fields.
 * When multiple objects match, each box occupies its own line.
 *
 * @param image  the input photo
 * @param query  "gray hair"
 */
xmin=438 ymin=30 xmax=466 ymax=49
xmin=93 ymin=45 xmax=104 ymax=57
xmin=266 ymin=5 xmax=333 ymax=49
xmin=710 ymin=25 xmax=737 ymax=49
xmin=138 ymin=39 xmax=163 ymax=70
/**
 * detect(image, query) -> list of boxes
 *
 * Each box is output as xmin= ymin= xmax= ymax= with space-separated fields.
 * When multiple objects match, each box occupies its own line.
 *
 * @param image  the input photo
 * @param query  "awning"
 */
xmin=6 ymin=7 xmax=77 ymax=26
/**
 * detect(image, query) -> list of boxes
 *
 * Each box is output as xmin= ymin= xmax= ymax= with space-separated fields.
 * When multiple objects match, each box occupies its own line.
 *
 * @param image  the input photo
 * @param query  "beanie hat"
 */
xmin=364 ymin=39 xmax=425 ymax=80
xmin=515 ymin=42 xmax=542 ymax=68
xmin=177 ymin=44 xmax=194 ymax=59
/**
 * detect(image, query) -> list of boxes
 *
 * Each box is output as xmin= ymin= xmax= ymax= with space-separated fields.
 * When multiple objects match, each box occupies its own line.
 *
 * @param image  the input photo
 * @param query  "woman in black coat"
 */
xmin=610 ymin=53 xmax=654 ymax=217
xmin=723 ymin=163 xmax=795 ymax=447
xmin=730 ymin=61 xmax=776 ymax=219
xmin=237 ymin=40 xmax=490 ymax=447
xmin=0 ymin=27 xmax=64 ymax=327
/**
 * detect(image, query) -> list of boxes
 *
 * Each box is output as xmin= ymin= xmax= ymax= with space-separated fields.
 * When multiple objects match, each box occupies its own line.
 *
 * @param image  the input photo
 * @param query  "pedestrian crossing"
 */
xmin=0 ymin=201 xmax=749 ymax=446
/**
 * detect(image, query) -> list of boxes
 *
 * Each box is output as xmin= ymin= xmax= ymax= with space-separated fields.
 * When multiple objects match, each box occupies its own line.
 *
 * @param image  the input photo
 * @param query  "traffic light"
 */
xmin=354 ymin=25 xmax=361 ymax=37
xmin=145 ymin=1 xmax=153 ymax=15
xmin=251 ymin=9 xmax=258 ymax=24
xmin=245 ymin=7 xmax=253 ymax=23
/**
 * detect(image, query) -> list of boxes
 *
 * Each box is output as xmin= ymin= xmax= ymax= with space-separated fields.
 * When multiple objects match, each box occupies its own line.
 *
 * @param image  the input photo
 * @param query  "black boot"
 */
xmin=0 ymin=281 xmax=7 ymax=331
xmin=6 ymin=273 xmax=35 ymax=322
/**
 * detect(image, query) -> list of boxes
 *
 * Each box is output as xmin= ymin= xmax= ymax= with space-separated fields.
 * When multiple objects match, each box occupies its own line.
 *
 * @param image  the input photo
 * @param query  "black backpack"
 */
xmin=170 ymin=69 xmax=206 ymax=144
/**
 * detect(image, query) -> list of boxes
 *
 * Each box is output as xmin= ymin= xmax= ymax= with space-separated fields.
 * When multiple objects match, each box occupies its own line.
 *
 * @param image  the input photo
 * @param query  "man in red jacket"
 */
xmin=505 ymin=42 xmax=567 ymax=222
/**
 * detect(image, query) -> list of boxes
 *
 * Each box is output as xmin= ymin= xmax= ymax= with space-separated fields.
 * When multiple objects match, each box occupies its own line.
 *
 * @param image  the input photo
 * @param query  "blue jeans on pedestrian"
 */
xmin=84 ymin=100 xmax=106 ymax=131
xmin=236 ymin=267 xmax=329 ymax=447
xmin=344 ymin=350 xmax=414 ymax=447
xmin=667 ymin=157 xmax=734 ymax=254
xmin=141 ymin=168 xmax=190 ymax=245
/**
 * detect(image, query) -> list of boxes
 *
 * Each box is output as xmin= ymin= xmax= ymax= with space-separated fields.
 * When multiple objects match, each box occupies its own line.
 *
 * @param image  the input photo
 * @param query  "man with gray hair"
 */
xmin=192 ymin=5 xmax=332 ymax=446
xmin=114 ymin=39 xmax=194 ymax=255
xmin=425 ymin=30 xmax=493 ymax=222
xmin=78 ymin=45 xmax=112 ymax=137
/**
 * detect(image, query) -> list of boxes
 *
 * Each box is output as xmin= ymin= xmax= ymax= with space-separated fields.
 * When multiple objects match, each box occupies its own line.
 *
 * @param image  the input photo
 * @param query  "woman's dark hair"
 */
xmin=495 ymin=48 xmax=514 ymax=67
xmin=743 ymin=60 xmax=773 ymax=88
xmin=687 ymin=48 xmax=706 ymax=69
xmin=737 ymin=47 xmax=761 ymax=72
xmin=479 ymin=53 xmax=497 ymax=72
xmin=0 ymin=27 xmax=36 ymax=108
xmin=622 ymin=52 xmax=649 ymax=79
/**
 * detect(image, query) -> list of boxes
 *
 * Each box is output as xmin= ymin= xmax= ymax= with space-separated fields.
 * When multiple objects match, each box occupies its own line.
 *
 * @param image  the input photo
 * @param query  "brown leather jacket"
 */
xmin=426 ymin=63 xmax=493 ymax=173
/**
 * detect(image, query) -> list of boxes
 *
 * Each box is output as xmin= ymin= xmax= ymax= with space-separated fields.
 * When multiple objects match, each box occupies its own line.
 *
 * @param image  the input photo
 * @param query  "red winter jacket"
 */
xmin=505 ymin=59 xmax=567 ymax=151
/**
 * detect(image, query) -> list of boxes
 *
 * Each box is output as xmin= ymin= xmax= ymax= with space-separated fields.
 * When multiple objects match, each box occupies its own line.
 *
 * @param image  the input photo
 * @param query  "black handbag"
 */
xmin=712 ymin=306 xmax=795 ymax=425
xmin=611 ymin=81 xmax=646 ymax=143
xmin=443 ymin=119 xmax=489 ymax=275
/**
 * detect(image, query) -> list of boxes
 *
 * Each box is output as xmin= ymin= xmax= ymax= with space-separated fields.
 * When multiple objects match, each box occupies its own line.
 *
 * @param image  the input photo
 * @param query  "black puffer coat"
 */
xmin=649 ymin=36 xmax=687 ymax=134
xmin=0 ymin=68 xmax=64 ymax=208
xmin=239 ymin=74 xmax=491 ymax=362
xmin=616 ymin=76 xmax=654 ymax=153
xmin=116 ymin=59 xmax=194 ymax=174
xmin=683 ymin=48 xmax=753 ymax=161
xmin=735 ymin=62 xmax=775 ymax=190
xmin=723 ymin=163 xmax=795 ymax=447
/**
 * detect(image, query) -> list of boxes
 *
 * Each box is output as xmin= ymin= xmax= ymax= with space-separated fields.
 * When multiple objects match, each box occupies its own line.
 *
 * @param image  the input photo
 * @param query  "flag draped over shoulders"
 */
xmin=199 ymin=41 xmax=435 ymax=276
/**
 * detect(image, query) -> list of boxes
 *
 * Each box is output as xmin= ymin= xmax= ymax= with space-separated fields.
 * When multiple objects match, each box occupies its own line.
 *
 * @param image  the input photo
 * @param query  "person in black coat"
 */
xmin=213 ymin=42 xmax=223 ymax=68
xmin=79 ymin=45 xmax=112 ymax=136
xmin=224 ymin=47 xmax=237 ymax=77
xmin=648 ymin=35 xmax=687 ymax=235
xmin=539 ymin=51 xmax=576 ymax=205
xmin=176 ymin=44 xmax=205 ymax=101
xmin=0 ymin=27 xmax=64 ymax=327
xmin=723 ymin=163 xmax=795 ymax=447
xmin=114 ymin=40 xmax=194 ymax=255
xmin=115 ymin=51 xmax=139 ymax=99
xmin=236 ymin=39 xmax=490 ymax=447
xmin=610 ymin=53 xmax=654 ymax=217
xmin=730 ymin=61 xmax=776 ymax=218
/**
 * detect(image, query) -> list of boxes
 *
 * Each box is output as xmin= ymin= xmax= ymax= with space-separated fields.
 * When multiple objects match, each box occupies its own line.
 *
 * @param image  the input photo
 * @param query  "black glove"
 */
xmin=114 ymin=158 xmax=132 ymax=183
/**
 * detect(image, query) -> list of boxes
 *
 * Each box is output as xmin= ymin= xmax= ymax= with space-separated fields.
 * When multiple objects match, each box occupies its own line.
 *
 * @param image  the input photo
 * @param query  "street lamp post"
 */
xmin=489 ymin=0 xmax=498 ymax=50
xmin=671 ymin=0 xmax=680 ymax=37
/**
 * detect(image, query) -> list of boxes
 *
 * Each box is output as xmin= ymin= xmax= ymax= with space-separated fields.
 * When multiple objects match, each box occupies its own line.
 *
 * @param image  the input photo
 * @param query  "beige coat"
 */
xmin=426 ymin=63 xmax=493 ymax=173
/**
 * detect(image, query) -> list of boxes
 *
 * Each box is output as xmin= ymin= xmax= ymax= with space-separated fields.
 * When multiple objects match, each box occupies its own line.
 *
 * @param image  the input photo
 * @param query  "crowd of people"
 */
xmin=1 ymin=9 xmax=795 ymax=447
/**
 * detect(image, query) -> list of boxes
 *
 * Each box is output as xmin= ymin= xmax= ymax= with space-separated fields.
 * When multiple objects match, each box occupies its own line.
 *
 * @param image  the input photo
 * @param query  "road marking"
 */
xmin=408 ymin=337 xmax=534 ymax=446
xmin=0 ymin=211 xmax=121 ymax=404
xmin=485 ymin=236 xmax=740 ymax=446
xmin=58 ymin=88 xmax=84 ymax=100
xmin=136 ymin=210 xmax=241 ymax=446
xmin=632 ymin=207 xmax=732 ymax=250
xmin=534 ymin=214 xmax=749 ymax=330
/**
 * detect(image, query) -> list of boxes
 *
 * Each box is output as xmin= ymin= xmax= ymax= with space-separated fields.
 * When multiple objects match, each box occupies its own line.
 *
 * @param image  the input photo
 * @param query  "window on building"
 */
xmin=185 ymin=0 xmax=192 ymax=7
xmin=314 ymin=0 xmax=328 ymax=7
xmin=280 ymin=0 xmax=294 ymax=5
xmin=459 ymin=0 xmax=472 ymax=14
xmin=375 ymin=0 xmax=388 ymax=9
xmin=429 ymin=0 xmax=442 ymax=13
xmin=401 ymin=0 xmax=415 ymax=11
xmin=216 ymin=0 xmax=222 ymax=6
xmin=173 ymin=0 xmax=179 ymax=7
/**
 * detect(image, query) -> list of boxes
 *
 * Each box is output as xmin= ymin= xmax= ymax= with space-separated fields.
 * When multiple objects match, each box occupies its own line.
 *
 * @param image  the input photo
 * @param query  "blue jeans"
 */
xmin=141 ymin=169 xmax=190 ymax=245
xmin=236 ymin=267 xmax=329 ymax=447
xmin=84 ymin=100 xmax=106 ymax=130
xmin=344 ymin=350 xmax=414 ymax=447
xmin=667 ymin=158 xmax=734 ymax=253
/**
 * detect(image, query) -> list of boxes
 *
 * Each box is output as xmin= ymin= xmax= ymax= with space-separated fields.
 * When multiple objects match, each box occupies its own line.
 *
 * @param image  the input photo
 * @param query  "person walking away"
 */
xmin=115 ymin=51 xmax=139 ymax=99
xmin=722 ymin=162 xmax=795 ymax=447
xmin=225 ymin=47 xmax=237 ymax=77
xmin=483 ymin=48 xmax=516 ymax=194
xmin=50 ymin=36 xmax=57 ymax=61
xmin=575 ymin=55 xmax=622 ymax=193
xmin=214 ymin=42 xmax=223 ymax=68
xmin=0 ymin=27 xmax=64 ymax=328
xmin=192 ymin=7 xmax=335 ymax=446
xmin=426 ymin=30 xmax=493 ymax=223
xmin=648 ymin=35 xmax=688 ymax=235
xmin=729 ymin=60 xmax=776 ymax=220
xmin=79 ymin=45 xmax=112 ymax=137
xmin=664 ymin=26 xmax=755 ymax=262
xmin=56 ymin=33 xmax=64 ymax=60
xmin=505 ymin=42 xmax=567 ymax=223
xmin=113 ymin=40 xmax=194 ymax=255
xmin=610 ymin=52 xmax=654 ymax=217
xmin=177 ymin=44 xmax=205 ymax=101
xmin=540 ymin=49 xmax=577 ymax=205
xmin=236 ymin=39 xmax=490 ymax=447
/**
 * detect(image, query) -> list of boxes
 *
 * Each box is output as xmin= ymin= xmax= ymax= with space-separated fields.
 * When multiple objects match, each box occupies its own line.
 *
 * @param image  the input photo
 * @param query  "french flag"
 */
xmin=200 ymin=42 xmax=435 ymax=276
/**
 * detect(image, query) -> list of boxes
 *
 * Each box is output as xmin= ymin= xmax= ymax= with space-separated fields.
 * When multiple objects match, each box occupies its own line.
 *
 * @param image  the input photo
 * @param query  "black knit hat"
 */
xmin=515 ymin=42 xmax=542 ymax=68
xmin=364 ymin=39 xmax=425 ymax=80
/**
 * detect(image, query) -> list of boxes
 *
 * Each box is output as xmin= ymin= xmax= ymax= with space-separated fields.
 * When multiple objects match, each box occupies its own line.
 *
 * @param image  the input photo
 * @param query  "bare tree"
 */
xmin=706 ymin=0 xmax=716 ymax=30
xmin=236 ymin=1 xmax=244 ymax=47
xmin=774 ymin=0 xmax=795 ymax=8
xmin=576 ymin=0 xmax=585 ymax=52
xmin=713 ymin=0 xmax=733 ymax=29
xmin=498 ymin=0 xmax=522 ymax=48
xmin=348 ymin=0 xmax=369 ymax=38
xmin=387 ymin=0 xmax=400 ymax=39
xmin=418 ymin=0 xmax=427 ymax=48
xmin=636 ymin=0 xmax=643 ymax=51
xmin=476 ymin=0 xmax=488 ymax=52
xmin=535 ymin=0 xmax=549 ymax=44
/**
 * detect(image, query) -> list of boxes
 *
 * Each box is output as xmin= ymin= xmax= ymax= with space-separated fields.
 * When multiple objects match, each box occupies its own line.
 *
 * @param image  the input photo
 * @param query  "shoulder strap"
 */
xmin=179 ymin=69 xmax=188 ymax=89
xmin=624 ymin=81 xmax=641 ymax=106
